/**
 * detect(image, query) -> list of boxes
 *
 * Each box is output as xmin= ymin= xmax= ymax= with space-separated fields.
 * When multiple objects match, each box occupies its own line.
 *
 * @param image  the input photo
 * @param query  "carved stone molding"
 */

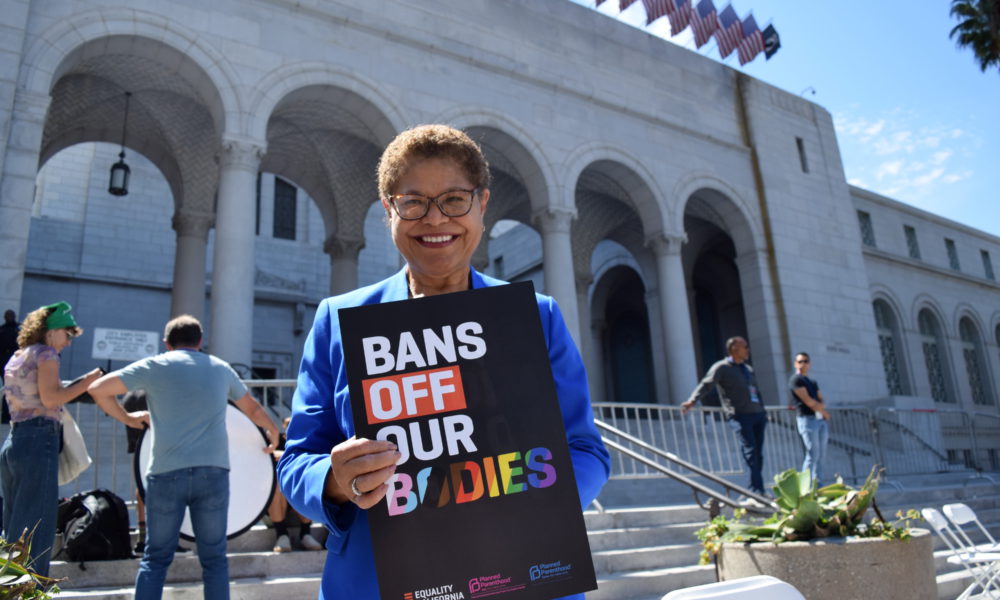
xmin=532 ymin=207 xmax=576 ymax=235
xmin=323 ymin=235 xmax=366 ymax=259
xmin=218 ymin=138 xmax=266 ymax=172
xmin=172 ymin=211 xmax=215 ymax=238
xmin=255 ymin=268 xmax=306 ymax=293
xmin=647 ymin=232 xmax=687 ymax=257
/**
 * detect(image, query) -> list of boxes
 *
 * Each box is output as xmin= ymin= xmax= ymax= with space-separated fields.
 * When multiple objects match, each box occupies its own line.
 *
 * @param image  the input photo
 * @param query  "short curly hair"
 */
xmin=17 ymin=305 xmax=78 ymax=348
xmin=377 ymin=124 xmax=491 ymax=199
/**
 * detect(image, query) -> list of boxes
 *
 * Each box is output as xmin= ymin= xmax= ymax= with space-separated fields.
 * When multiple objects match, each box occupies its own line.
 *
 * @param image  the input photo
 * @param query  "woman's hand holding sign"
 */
xmin=327 ymin=436 xmax=400 ymax=509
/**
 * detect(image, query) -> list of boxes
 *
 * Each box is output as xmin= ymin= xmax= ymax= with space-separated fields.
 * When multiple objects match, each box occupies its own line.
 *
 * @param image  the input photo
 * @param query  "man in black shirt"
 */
xmin=682 ymin=336 xmax=767 ymax=495
xmin=789 ymin=352 xmax=830 ymax=485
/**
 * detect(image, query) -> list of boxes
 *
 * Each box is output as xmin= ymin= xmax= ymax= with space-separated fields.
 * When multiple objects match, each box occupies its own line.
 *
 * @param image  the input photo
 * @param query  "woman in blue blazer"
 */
xmin=277 ymin=124 xmax=610 ymax=600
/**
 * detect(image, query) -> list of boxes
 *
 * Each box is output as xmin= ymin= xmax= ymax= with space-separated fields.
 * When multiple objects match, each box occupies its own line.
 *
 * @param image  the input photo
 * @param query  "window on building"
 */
xmin=918 ymin=309 xmax=954 ymax=403
xmin=945 ymin=238 xmax=960 ymax=271
xmin=795 ymin=137 xmax=809 ymax=173
xmin=960 ymin=318 xmax=993 ymax=406
xmin=904 ymin=225 xmax=920 ymax=259
xmin=857 ymin=211 xmax=876 ymax=247
xmin=273 ymin=177 xmax=297 ymax=240
xmin=982 ymin=250 xmax=995 ymax=280
xmin=873 ymin=300 xmax=907 ymax=395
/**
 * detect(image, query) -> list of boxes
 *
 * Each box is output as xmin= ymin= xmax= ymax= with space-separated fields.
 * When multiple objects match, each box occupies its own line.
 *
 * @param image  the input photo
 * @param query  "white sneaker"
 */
xmin=300 ymin=533 xmax=323 ymax=551
xmin=273 ymin=534 xmax=291 ymax=553
xmin=738 ymin=497 xmax=766 ymax=509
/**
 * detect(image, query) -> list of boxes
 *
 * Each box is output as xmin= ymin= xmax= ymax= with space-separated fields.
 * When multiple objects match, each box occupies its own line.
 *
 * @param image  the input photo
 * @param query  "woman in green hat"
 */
xmin=1 ymin=301 xmax=103 ymax=576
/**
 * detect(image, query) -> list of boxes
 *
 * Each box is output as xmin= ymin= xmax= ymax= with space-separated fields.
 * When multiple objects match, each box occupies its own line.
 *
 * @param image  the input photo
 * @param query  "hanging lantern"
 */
xmin=108 ymin=91 xmax=132 ymax=196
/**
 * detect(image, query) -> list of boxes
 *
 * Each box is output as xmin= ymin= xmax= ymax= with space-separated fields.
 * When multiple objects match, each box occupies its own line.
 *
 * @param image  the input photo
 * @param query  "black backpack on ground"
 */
xmin=55 ymin=489 xmax=133 ymax=566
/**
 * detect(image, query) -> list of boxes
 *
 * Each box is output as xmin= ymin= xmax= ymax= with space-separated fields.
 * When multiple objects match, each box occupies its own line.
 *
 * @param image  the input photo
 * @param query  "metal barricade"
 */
xmin=592 ymin=403 xmax=882 ymax=485
xmin=871 ymin=407 xmax=965 ymax=476
xmin=972 ymin=412 xmax=1000 ymax=472
xmin=58 ymin=379 xmax=297 ymax=516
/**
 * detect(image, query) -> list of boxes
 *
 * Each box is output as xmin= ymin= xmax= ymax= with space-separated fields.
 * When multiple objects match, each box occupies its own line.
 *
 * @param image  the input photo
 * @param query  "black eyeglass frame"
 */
xmin=386 ymin=187 xmax=480 ymax=221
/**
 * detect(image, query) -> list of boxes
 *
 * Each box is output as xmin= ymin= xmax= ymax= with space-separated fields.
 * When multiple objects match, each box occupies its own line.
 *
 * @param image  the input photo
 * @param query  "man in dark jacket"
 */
xmin=681 ymin=336 xmax=767 ymax=494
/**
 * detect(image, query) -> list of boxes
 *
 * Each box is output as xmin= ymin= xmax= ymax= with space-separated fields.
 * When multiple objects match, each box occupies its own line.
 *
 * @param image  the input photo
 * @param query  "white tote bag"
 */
xmin=58 ymin=409 xmax=92 ymax=485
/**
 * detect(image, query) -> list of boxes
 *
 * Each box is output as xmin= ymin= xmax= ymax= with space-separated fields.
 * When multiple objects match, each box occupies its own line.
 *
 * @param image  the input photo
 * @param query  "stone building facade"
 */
xmin=1 ymin=0 xmax=997 ymax=418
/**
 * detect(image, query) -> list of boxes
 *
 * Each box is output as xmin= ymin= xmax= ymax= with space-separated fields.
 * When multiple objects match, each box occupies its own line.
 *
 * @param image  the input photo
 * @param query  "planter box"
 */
xmin=717 ymin=528 xmax=935 ymax=600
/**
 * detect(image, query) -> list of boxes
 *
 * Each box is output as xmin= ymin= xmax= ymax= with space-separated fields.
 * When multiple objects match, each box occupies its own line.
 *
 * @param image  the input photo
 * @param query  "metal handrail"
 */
xmin=595 ymin=419 xmax=776 ymax=515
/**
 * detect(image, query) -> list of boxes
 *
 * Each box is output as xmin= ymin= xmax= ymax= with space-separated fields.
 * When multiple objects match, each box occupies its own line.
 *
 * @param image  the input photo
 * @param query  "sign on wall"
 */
xmin=340 ymin=282 xmax=597 ymax=600
xmin=91 ymin=327 xmax=160 ymax=362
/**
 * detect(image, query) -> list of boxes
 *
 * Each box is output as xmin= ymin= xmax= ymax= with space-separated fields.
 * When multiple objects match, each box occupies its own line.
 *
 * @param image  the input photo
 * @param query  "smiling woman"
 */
xmin=276 ymin=124 xmax=610 ymax=600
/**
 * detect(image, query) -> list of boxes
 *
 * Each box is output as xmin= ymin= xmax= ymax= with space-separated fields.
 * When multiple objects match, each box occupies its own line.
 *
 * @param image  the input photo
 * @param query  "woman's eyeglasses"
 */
xmin=387 ymin=188 xmax=479 ymax=221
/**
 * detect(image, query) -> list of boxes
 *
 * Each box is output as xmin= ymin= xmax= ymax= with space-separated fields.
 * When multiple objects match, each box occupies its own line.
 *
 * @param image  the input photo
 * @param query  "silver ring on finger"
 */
xmin=350 ymin=476 xmax=362 ymax=497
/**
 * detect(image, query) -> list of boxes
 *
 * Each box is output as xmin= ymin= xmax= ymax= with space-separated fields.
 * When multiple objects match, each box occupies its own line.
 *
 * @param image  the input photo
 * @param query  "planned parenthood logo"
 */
xmin=528 ymin=561 xmax=573 ymax=583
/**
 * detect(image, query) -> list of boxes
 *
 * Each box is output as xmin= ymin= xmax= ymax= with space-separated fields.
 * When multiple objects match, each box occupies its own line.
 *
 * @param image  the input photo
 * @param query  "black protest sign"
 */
xmin=340 ymin=281 xmax=596 ymax=600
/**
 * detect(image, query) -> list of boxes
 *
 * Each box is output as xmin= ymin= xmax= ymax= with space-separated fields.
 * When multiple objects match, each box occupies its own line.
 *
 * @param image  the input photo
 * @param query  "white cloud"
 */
xmin=833 ymin=107 xmax=978 ymax=210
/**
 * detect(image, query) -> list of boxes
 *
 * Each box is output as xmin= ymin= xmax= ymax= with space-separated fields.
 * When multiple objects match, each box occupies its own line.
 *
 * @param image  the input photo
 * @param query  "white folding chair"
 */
xmin=923 ymin=507 xmax=1000 ymax=600
xmin=661 ymin=575 xmax=806 ymax=600
xmin=945 ymin=503 xmax=1000 ymax=552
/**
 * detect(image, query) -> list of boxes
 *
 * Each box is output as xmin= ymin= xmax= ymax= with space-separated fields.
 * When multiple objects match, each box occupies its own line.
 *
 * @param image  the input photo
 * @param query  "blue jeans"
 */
xmin=135 ymin=466 xmax=230 ymax=600
xmin=731 ymin=411 xmax=767 ymax=494
xmin=797 ymin=415 xmax=829 ymax=486
xmin=0 ymin=417 xmax=60 ymax=577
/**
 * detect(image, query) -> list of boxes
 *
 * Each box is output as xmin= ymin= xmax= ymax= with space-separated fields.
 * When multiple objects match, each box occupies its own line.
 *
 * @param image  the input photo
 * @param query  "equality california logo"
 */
xmin=403 ymin=583 xmax=465 ymax=600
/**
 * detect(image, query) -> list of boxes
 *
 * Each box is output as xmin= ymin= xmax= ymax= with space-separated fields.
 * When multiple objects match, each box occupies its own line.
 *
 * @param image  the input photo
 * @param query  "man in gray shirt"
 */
xmin=90 ymin=315 xmax=279 ymax=600
xmin=681 ymin=336 xmax=767 ymax=494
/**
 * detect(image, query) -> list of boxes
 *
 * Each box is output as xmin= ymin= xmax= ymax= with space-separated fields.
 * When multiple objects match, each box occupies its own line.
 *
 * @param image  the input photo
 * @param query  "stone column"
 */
xmin=533 ymin=207 xmax=581 ymax=344
xmin=209 ymin=138 xmax=265 ymax=367
xmin=650 ymin=233 xmax=698 ymax=405
xmin=170 ymin=211 xmax=214 ymax=321
xmin=0 ymin=91 xmax=49 ymax=312
xmin=324 ymin=235 xmax=364 ymax=296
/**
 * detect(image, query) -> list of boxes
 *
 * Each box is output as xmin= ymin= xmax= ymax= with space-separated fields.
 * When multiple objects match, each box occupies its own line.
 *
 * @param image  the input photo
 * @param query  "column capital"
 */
xmin=647 ymin=231 xmax=687 ymax=257
xmin=532 ymin=206 xmax=576 ymax=234
xmin=172 ymin=211 xmax=215 ymax=238
xmin=323 ymin=234 xmax=365 ymax=259
xmin=218 ymin=137 xmax=266 ymax=172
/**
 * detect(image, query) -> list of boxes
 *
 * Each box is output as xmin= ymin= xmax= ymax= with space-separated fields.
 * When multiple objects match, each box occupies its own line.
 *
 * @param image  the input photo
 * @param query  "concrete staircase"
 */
xmin=49 ymin=474 xmax=1000 ymax=599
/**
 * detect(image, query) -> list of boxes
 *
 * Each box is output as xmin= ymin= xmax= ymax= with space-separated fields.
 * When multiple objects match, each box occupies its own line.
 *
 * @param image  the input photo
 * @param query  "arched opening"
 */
xmin=685 ymin=217 xmax=749 ymax=376
xmin=598 ymin=267 xmax=655 ymax=405
xmin=918 ymin=309 xmax=955 ymax=404
xmin=873 ymin=299 xmax=910 ymax=395
xmin=27 ymin=143 xmax=176 ymax=377
xmin=959 ymin=317 xmax=993 ymax=406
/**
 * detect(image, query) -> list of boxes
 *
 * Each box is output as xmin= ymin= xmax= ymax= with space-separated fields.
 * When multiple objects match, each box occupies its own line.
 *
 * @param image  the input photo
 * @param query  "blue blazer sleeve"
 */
xmin=538 ymin=294 xmax=611 ymax=508
xmin=276 ymin=298 xmax=359 ymax=553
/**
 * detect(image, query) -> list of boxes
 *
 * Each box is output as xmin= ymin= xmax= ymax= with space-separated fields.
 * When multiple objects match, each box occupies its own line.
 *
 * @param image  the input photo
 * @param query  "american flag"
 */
xmin=714 ymin=4 xmax=742 ymax=58
xmin=620 ymin=0 xmax=638 ymax=10
xmin=641 ymin=0 xmax=672 ymax=24
xmin=737 ymin=14 xmax=765 ymax=65
xmin=690 ymin=0 xmax=718 ymax=49
xmin=667 ymin=0 xmax=692 ymax=35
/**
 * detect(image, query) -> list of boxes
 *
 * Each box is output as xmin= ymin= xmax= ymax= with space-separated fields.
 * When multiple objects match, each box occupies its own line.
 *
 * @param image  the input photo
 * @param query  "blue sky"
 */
xmin=573 ymin=0 xmax=1000 ymax=237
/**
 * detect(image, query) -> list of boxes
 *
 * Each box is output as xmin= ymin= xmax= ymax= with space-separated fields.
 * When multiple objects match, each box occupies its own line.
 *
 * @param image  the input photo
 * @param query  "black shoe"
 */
xmin=134 ymin=540 xmax=145 ymax=554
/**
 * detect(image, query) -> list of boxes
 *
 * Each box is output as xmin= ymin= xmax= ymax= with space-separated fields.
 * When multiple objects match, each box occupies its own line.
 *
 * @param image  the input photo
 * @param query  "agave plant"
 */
xmin=695 ymin=467 xmax=920 ymax=565
xmin=0 ymin=528 xmax=62 ymax=599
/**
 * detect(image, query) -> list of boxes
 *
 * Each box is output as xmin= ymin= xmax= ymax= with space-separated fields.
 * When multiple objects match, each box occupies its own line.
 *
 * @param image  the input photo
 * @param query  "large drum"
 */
xmin=133 ymin=402 xmax=275 ymax=541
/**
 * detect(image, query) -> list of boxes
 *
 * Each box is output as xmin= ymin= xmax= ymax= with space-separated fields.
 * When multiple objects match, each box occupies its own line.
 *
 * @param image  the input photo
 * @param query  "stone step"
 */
xmin=592 ymin=543 xmax=702 ymax=575
xmin=588 ymin=564 xmax=715 ymax=600
xmin=585 ymin=504 xmax=709 ymax=530
xmin=53 ymin=549 xmax=328 ymax=590
xmin=588 ymin=523 xmax=703 ymax=552
xmin=46 ymin=573 xmax=323 ymax=600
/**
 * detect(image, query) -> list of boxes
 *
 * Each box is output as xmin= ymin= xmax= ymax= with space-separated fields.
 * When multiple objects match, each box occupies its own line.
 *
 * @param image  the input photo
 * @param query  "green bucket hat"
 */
xmin=43 ymin=301 xmax=79 ymax=331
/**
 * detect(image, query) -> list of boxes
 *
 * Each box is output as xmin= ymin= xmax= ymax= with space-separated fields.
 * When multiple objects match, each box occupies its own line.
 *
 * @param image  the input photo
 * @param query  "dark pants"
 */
xmin=732 ymin=411 xmax=767 ymax=494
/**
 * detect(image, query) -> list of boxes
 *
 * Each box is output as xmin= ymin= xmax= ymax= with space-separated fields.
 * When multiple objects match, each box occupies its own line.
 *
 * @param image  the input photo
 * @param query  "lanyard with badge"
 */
xmin=730 ymin=358 xmax=760 ymax=403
